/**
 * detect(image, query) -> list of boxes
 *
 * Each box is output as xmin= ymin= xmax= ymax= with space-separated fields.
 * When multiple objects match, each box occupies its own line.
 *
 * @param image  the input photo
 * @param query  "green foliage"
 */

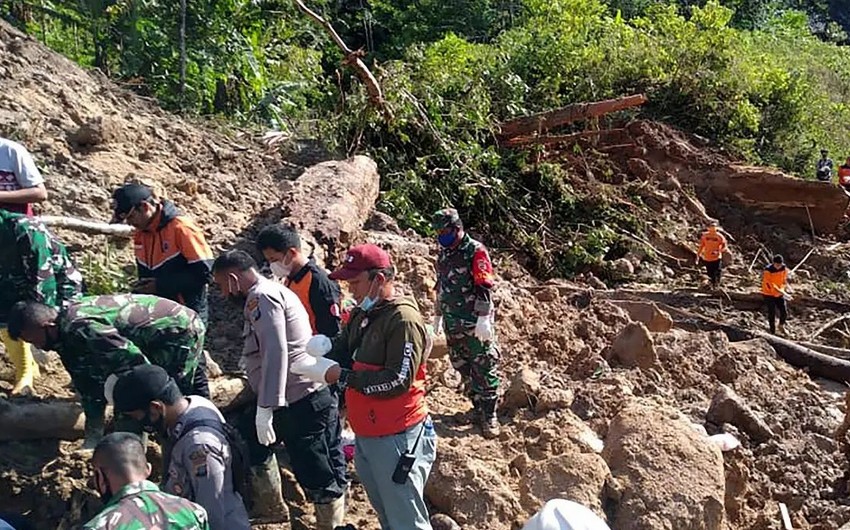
xmin=10 ymin=0 xmax=850 ymax=276
xmin=79 ymin=245 xmax=134 ymax=295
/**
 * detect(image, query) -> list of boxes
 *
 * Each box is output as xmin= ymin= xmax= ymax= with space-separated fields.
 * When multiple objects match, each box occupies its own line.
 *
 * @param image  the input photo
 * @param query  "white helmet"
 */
xmin=522 ymin=500 xmax=611 ymax=530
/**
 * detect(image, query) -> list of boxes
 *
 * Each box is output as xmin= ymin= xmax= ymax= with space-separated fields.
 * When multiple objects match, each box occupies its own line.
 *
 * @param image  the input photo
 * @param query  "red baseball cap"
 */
xmin=330 ymin=244 xmax=391 ymax=280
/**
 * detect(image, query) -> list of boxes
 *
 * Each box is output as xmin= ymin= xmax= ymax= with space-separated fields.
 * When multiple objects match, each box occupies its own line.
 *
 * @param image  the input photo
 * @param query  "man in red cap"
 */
xmin=294 ymin=244 xmax=436 ymax=530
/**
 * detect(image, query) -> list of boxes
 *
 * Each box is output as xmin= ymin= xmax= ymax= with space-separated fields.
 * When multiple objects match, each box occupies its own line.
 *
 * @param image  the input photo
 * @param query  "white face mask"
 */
xmin=270 ymin=261 xmax=291 ymax=279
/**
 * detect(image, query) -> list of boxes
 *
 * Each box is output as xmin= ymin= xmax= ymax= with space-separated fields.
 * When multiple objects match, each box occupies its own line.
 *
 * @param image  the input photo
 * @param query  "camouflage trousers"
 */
xmin=446 ymin=331 xmax=500 ymax=402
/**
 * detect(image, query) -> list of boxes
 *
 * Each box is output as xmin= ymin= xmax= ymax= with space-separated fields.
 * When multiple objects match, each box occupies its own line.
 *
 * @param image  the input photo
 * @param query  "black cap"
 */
xmin=113 ymin=364 xmax=174 ymax=413
xmin=111 ymin=184 xmax=153 ymax=223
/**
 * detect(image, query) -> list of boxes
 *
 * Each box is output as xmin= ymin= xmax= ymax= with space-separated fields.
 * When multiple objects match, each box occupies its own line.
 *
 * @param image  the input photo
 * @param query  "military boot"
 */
xmin=478 ymin=398 xmax=501 ymax=439
xmin=81 ymin=404 xmax=106 ymax=450
xmin=250 ymin=454 xmax=290 ymax=523
xmin=315 ymin=494 xmax=346 ymax=529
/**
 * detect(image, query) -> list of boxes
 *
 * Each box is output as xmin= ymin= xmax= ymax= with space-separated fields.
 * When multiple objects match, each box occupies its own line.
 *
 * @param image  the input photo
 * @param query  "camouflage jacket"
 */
xmin=57 ymin=294 xmax=204 ymax=379
xmin=436 ymin=233 xmax=495 ymax=331
xmin=83 ymin=480 xmax=209 ymax=530
xmin=0 ymin=209 xmax=83 ymax=321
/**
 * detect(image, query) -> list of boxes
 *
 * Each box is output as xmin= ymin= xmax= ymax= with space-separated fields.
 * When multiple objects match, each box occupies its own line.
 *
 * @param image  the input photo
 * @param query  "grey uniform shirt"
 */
xmin=165 ymin=396 xmax=251 ymax=530
xmin=241 ymin=277 xmax=320 ymax=408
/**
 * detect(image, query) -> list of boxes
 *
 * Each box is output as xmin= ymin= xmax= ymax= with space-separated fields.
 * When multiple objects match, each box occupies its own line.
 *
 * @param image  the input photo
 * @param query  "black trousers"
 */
xmin=764 ymin=295 xmax=787 ymax=333
xmin=702 ymin=259 xmax=722 ymax=285
xmin=236 ymin=387 xmax=348 ymax=504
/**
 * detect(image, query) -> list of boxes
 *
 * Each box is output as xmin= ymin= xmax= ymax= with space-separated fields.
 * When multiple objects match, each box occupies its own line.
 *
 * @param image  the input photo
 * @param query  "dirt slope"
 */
xmin=3 ymin=17 xmax=850 ymax=530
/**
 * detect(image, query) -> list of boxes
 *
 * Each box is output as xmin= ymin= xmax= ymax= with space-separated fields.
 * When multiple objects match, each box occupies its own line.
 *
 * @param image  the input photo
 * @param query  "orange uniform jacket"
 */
xmin=134 ymin=201 xmax=213 ymax=320
xmin=284 ymin=260 xmax=342 ymax=337
xmin=761 ymin=264 xmax=788 ymax=298
xmin=698 ymin=231 xmax=727 ymax=262
xmin=839 ymin=164 xmax=850 ymax=186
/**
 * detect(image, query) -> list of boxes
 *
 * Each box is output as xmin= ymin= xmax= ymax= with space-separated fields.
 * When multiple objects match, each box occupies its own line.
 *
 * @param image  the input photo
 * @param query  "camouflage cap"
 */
xmin=431 ymin=208 xmax=463 ymax=231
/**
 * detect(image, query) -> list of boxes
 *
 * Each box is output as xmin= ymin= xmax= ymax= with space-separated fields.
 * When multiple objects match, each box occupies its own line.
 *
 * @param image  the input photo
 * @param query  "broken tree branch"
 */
xmin=497 ymin=94 xmax=647 ymax=141
xmin=292 ymin=0 xmax=388 ymax=116
xmin=39 ymin=216 xmax=133 ymax=237
xmin=809 ymin=314 xmax=850 ymax=341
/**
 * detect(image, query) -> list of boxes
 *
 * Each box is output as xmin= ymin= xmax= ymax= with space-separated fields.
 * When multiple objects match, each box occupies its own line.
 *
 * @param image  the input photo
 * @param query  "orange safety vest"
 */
xmin=698 ymin=231 xmax=727 ymax=262
xmin=761 ymin=265 xmax=788 ymax=297
xmin=346 ymin=361 xmax=428 ymax=437
xmin=839 ymin=164 xmax=850 ymax=186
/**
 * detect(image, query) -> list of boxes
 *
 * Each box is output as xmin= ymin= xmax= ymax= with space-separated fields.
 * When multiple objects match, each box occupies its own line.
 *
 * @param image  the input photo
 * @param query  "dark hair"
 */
xmin=773 ymin=254 xmax=784 ymax=264
xmin=256 ymin=225 xmax=301 ymax=253
xmin=7 ymin=301 xmax=55 ymax=340
xmin=212 ymin=250 xmax=257 ymax=273
xmin=93 ymin=432 xmax=148 ymax=480
xmin=368 ymin=266 xmax=396 ymax=281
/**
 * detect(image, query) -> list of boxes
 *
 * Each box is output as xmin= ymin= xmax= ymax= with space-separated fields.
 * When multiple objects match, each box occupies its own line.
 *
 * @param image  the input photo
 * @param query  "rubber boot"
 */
xmin=478 ymin=398 xmax=501 ymax=440
xmin=1 ymin=329 xmax=38 ymax=395
xmin=315 ymin=494 xmax=346 ymax=530
xmin=81 ymin=402 xmax=106 ymax=451
xmin=250 ymin=454 xmax=290 ymax=523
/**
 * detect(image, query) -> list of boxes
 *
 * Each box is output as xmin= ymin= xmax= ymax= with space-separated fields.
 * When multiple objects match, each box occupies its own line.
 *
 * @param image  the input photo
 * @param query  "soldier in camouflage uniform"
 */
xmin=84 ymin=432 xmax=210 ymax=530
xmin=0 ymin=209 xmax=84 ymax=395
xmin=432 ymin=208 xmax=501 ymax=438
xmin=7 ymin=294 xmax=207 ymax=448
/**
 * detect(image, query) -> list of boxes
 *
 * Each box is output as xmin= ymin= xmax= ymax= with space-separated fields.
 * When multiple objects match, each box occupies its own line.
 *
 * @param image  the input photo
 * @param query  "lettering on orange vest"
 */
xmin=346 ymin=361 xmax=428 ymax=437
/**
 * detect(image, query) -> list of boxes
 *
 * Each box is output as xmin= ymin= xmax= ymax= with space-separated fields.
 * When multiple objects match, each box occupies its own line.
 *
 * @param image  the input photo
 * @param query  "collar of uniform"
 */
xmin=445 ymin=232 xmax=472 ymax=253
xmin=288 ymin=259 xmax=317 ymax=284
xmin=105 ymin=480 xmax=160 ymax=507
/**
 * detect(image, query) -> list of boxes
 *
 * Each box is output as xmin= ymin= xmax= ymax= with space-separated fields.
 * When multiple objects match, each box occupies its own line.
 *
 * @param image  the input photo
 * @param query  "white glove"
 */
xmin=292 ymin=355 xmax=339 ymax=383
xmin=306 ymin=335 xmax=333 ymax=357
xmin=432 ymin=315 xmax=443 ymax=335
xmin=104 ymin=374 xmax=119 ymax=406
xmin=474 ymin=315 xmax=494 ymax=342
xmin=255 ymin=407 xmax=276 ymax=446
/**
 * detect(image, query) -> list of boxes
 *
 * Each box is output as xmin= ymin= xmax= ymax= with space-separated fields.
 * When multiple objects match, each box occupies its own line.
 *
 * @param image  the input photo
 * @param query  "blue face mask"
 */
xmin=438 ymin=230 xmax=458 ymax=247
xmin=359 ymin=296 xmax=377 ymax=311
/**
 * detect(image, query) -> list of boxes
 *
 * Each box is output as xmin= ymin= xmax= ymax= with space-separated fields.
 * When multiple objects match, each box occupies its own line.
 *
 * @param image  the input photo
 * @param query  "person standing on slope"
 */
xmin=431 ymin=208 xmax=501 ymax=438
xmin=696 ymin=221 xmax=728 ymax=289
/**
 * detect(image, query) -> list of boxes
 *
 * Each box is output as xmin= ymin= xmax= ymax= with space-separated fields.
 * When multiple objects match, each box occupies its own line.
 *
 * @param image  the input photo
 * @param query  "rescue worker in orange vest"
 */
xmin=295 ymin=244 xmax=436 ymax=530
xmin=256 ymin=225 xmax=342 ymax=338
xmin=761 ymin=254 xmax=789 ymax=335
xmin=696 ymin=221 xmax=728 ymax=289
xmin=839 ymin=158 xmax=850 ymax=191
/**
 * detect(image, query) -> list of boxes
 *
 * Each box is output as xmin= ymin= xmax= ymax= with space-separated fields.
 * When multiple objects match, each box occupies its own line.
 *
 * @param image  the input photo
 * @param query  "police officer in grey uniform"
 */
xmin=212 ymin=250 xmax=348 ymax=529
xmin=112 ymin=364 xmax=251 ymax=530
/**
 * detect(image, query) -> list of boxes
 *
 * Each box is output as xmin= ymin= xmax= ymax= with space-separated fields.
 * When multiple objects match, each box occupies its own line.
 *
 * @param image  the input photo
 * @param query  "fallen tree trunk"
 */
xmin=497 ymin=94 xmax=647 ymax=140
xmin=280 ymin=156 xmax=380 ymax=270
xmin=0 ymin=376 xmax=252 ymax=441
xmin=39 ymin=216 xmax=133 ymax=237
xmin=648 ymin=298 xmax=850 ymax=383
xmin=797 ymin=341 xmax=850 ymax=360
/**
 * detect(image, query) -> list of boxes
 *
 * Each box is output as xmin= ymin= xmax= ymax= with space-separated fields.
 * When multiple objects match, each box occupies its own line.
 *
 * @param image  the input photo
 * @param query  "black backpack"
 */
xmin=173 ymin=418 xmax=254 ymax=510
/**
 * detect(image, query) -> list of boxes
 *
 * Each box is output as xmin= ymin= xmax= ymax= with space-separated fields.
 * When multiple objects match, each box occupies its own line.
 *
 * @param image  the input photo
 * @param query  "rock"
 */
xmin=281 ymin=156 xmax=380 ymax=270
xmin=706 ymin=384 xmax=774 ymax=443
xmin=603 ymin=400 xmax=726 ymax=530
xmin=608 ymin=322 xmax=657 ymax=369
xmin=627 ymin=158 xmax=654 ymax=180
xmin=612 ymin=258 xmax=635 ymax=277
xmin=535 ymin=387 xmax=575 ymax=414
xmin=711 ymin=353 xmax=740 ymax=384
xmin=425 ymin=443 xmax=523 ymax=529
xmin=535 ymin=285 xmax=560 ymax=302
xmin=586 ymin=274 xmax=607 ymax=290
xmin=430 ymin=514 xmax=461 ymax=530
xmin=503 ymin=368 xmax=541 ymax=411
xmin=68 ymin=116 xmax=122 ymax=147
xmin=611 ymin=301 xmax=673 ymax=333
xmin=519 ymin=452 xmax=611 ymax=515
xmin=364 ymin=211 xmax=401 ymax=233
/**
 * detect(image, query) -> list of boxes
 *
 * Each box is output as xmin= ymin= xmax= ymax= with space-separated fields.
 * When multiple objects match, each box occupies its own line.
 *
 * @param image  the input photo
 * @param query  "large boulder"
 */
xmin=603 ymin=400 xmax=726 ymax=530
xmin=705 ymin=384 xmax=774 ymax=443
xmin=425 ymin=442 xmax=524 ymax=529
xmin=608 ymin=322 xmax=657 ymax=369
xmin=280 ymin=155 xmax=380 ymax=269
xmin=611 ymin=301 xmax=673 ymax=333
